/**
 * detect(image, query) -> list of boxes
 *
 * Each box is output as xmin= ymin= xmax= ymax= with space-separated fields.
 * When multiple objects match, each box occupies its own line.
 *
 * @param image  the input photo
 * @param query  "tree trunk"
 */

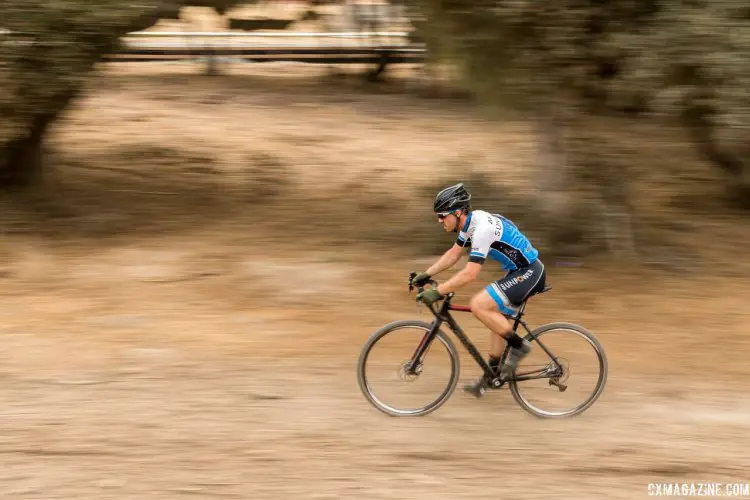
xmin=530 ymin=109 xmax=588 ymax=257
xmin=596 ymin=165 xmax=637 ymax=259
xmin=0 ymin=131 xmax=43 ymax=189
xmin=684 ymin=92 xmax=750 ymax=210
xmin=0 ymin=88 xmax=77 ymax=189
xmin=688 ymin=123 xmax=750 ymax=209
xmin=532 ymin=109 xmax=638 ymax=259
xmin=533 ymin=111 xmax=571 ymax=218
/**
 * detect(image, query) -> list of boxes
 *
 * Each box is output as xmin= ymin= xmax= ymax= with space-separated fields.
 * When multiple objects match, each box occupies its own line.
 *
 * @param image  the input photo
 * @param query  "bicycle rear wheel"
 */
xmin=509 ymin=322 xmax=607 ymax=418
xmin=357 ymin=320 xmax=460 ymax=417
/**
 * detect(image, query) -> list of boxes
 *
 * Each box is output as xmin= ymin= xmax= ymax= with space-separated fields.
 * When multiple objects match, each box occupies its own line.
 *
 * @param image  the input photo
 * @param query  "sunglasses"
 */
xmin=437 ymin=211 xmax=455 ymax=220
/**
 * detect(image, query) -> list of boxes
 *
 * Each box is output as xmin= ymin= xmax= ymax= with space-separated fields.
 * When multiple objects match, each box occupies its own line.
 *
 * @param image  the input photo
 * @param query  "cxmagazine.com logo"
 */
xmin=648 ymin=482 xmax=749 ymax=497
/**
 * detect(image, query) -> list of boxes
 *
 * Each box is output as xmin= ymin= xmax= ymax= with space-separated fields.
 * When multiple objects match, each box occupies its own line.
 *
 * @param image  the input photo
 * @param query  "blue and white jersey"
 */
xmin=456 ymin=210 xmax=539 ymax=271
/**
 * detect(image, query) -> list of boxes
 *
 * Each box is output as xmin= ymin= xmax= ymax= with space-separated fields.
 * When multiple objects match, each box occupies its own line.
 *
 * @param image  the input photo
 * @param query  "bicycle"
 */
xmin=357 ymin=272 xmax=608 ymax=418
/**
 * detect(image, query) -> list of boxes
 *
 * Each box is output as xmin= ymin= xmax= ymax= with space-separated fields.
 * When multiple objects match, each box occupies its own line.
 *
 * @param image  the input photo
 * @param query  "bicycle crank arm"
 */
xmin=490 ymin=377 xmax=505 ymax=389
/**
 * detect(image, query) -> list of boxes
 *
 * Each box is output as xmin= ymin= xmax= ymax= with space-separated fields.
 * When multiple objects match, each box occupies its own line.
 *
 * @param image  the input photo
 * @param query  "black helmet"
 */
xmin=433 ymin=183 xmax=471 ymax=213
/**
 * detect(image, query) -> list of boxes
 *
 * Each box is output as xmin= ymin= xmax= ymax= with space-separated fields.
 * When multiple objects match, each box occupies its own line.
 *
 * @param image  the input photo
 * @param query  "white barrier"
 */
xmin=124 ymin=31 xmax=410 ymax=38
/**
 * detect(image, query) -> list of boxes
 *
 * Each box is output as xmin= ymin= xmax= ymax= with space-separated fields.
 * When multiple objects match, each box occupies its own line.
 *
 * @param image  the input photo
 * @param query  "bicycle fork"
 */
xmin=406 ymin=319 xmax=440 ymax=375
xmin=407 ymin=316 xmax=504 ymax=388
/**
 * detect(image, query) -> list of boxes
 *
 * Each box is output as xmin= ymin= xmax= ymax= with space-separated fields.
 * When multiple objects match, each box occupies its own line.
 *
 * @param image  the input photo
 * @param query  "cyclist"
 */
xmin=409 ymin=183 xmax=547 ymax=398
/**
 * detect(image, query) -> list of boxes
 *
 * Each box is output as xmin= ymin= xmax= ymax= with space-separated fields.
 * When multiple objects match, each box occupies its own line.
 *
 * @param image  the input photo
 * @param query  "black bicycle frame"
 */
xmin=407 ymin=293 xmax=561 ymax=383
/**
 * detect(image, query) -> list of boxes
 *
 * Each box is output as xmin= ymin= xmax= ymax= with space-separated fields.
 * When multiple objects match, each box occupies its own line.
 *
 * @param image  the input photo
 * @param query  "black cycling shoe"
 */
xmin=500 ymin=339 xmax=532 ymax=377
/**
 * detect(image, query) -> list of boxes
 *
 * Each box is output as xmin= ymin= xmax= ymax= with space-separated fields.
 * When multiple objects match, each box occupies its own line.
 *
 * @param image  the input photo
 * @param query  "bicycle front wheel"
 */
xmin=357 ymin=320 xmax=460 ymax=417
xmin=509 ymin=322 xmax=608 ymax=418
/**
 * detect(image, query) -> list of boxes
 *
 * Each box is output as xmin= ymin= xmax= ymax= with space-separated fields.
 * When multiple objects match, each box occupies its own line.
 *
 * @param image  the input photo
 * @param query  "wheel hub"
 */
xmin=548 ymin=357 xmax=570 ymax=391
xmin=398 ymin=361 xmax=422 ymax=382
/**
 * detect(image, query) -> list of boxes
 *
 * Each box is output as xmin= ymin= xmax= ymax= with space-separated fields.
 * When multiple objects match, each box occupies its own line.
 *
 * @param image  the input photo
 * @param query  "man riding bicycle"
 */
xmin=409 ymin=183 xmax=547 ymax=398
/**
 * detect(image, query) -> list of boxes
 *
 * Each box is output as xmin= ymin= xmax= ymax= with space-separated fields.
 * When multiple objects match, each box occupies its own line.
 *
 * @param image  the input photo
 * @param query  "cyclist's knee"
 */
xmin=470 ymin=291 xmax=495 ymax=317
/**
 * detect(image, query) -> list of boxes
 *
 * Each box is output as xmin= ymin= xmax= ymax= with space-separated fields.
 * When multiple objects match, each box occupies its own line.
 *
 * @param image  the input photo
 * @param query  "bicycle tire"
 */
xmin=357 ymin=320 xmax=460 ymax=417
xmin=509 ymin=322 xmax=608 ymax=419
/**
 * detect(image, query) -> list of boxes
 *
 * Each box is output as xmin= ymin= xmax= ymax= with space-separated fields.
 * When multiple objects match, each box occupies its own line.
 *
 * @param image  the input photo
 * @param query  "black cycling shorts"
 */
xmin=485 ymin=259 xmax=546 ymax=315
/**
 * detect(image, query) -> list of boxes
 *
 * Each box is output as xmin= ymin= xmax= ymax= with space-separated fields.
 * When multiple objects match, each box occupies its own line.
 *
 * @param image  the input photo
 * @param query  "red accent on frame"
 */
xmin=448 ymin=304 xmax=472 ymax=312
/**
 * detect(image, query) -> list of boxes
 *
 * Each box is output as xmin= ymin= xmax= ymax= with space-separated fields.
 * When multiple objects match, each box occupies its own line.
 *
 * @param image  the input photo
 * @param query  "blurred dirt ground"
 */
xmin=0 ymin=62 xmax=748 ymax=499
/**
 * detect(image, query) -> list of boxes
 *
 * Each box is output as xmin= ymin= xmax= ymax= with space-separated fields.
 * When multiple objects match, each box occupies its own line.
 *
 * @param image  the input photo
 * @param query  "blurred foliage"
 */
xmin=0 ymin=1 xmax=170 ymax=186
xmin=0 ymin=0 xmax=747 ymax=261
xmin=406 ymin=0 xmax=750 ymax=256
xmin=0 ymin=0 xmax=252 ymax=187
xmin=423 ymin=0 xmax=750 ymax=121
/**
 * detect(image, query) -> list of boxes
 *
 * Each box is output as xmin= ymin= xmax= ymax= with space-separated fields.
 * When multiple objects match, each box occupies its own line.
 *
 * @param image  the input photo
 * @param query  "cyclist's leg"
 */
xmin=464 ymin=289 xmax=512 ymax=398
xmin=464 ymin=290 xmax=522 ymax=396
xmin=470 ymin=290 xmax=516 ymax=359
xmin=470 ymin=261 xmax=545 ymax=377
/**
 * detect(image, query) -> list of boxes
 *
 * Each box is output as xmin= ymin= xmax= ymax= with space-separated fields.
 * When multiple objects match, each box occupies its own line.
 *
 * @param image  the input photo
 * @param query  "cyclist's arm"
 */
xmin=436 ymin=261 xmax=481 ymax=295
xmin=425 ymin=243 xmax=464 ymax=276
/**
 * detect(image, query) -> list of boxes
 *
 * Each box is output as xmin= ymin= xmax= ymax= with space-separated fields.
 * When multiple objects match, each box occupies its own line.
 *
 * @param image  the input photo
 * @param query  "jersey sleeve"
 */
xmin=456 ymin=230 xmax=470 ymax=247
xmin=467 ymin=217 xmax=497 ymax=264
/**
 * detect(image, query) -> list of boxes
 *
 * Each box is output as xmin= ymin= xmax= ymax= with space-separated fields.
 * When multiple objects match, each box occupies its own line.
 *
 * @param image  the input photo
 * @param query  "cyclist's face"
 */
xmin=438 ymin=211 xmax=459 ymax=231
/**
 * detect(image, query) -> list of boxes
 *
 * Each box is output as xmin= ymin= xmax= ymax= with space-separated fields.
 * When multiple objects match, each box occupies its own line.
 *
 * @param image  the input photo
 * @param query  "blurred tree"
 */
xmin=0 ymin=0 xmax=250 ymax=188
xmin=418 ymin=0 xmax=750 ymax=255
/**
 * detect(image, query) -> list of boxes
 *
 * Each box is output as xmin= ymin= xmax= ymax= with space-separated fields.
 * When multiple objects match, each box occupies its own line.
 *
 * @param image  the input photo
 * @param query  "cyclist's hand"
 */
xmin=417 ymin=288 xmax=443 ymax=305
xmin=409 ymin=271 xmax=432 ymax=288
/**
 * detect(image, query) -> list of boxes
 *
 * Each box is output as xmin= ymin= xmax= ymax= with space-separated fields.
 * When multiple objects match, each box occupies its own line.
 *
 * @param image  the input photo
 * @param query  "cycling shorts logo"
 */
xmin=499 ymin=269 xmax=534 ymax=291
